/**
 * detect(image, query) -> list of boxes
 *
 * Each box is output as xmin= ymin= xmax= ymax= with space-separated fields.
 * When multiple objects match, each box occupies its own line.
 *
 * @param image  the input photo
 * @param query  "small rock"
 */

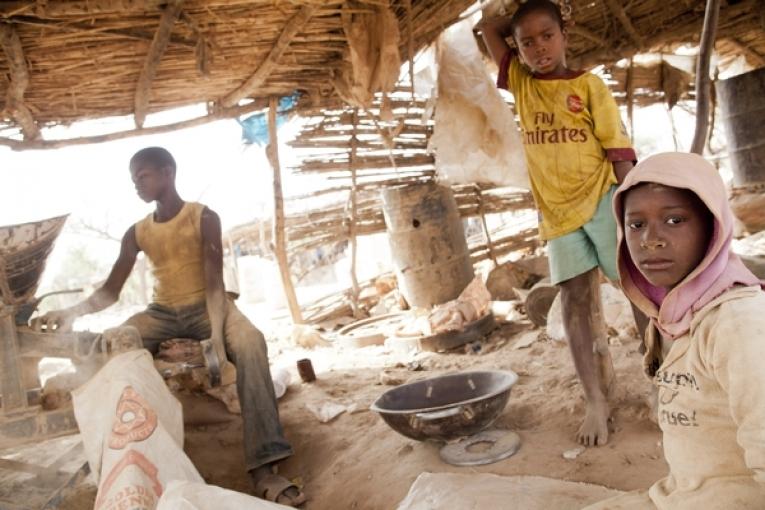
xmin=291 ymin=325 xmax=331 ymax=349
xmin=512 ymin=331 xmax=539 ymax=350
xmin=379 ymin=370 xmax=405 ymax=386
xmin=306 ymin=400 xmax=346 ymax=423
xmin=562 ymin=446 xmax=586 ymax=460
xmin=464 ymin=341 xmax=483 ymax=355
xmin=407 ymin=360 xmax=424 ymax=371
xmin=398 ymin=444 xmax=414 ymax=457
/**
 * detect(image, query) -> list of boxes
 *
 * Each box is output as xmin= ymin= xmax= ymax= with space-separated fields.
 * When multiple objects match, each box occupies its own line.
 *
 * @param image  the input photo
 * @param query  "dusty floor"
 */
xmin=55 ymin=316 xmax=666 ymax=509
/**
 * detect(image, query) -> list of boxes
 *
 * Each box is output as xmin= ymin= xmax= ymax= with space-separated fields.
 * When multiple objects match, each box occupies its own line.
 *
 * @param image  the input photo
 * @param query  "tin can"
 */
xmin=296 ymin=358 xmax=316 ymax=383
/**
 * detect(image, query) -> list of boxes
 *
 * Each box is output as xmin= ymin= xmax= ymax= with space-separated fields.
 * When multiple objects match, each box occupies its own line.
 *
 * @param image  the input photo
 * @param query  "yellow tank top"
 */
xmin=135 ymin=202 xmax=207 ymax=307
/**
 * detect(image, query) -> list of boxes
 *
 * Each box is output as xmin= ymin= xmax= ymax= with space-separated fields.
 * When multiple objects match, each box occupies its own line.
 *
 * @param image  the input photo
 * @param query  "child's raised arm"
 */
xmin=477 ymin=17 xmax=514 ymax=67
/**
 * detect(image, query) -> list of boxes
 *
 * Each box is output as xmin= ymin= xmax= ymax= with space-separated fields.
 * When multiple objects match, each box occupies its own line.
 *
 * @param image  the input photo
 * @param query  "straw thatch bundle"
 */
xmin=0 ymin=0 xmax=475 ymax=148
xmin=2 ymin=0 xmax=763 ymax=149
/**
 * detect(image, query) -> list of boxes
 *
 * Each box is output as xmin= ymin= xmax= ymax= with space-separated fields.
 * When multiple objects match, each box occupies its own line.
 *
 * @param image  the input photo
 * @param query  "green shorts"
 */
xmin=547 ymin=186 xmax=618 ymax=285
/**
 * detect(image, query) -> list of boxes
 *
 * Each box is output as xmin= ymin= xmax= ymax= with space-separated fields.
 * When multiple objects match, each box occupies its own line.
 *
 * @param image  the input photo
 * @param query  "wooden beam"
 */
xmin=1 ymin=0 xmax=166 ymax=17
xmin=573 ymin=0 xmax=755 ymax=69
xmin=267 ymin=96 xmax=304 ymax=325
xmin=602 ymin=0 xmax=644 ymax=49
xmin=691 ymin=0 xmax=722 ymax=155
xmin=11 ymin=16 xmax=196 ymax=48
xmin=727 ymin=38 xmax=765 ymax=67
xmin=567 ymin=25 xmax=608 ymax=47
xmin=221 ymin=5 xmax=317 ymax=108
xmin=626 ymin=57 xmax=635 ymax=143
xmin=0 ymin=23 xmax=40 ymax=141
xmin=0 ymin=100 xmax=266 ymax=151
xmin=134 ymin=0 xmax=184 ymax=128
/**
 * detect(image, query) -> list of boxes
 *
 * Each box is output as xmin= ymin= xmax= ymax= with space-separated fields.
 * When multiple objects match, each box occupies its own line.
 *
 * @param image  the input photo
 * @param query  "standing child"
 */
xmin=584 ymin=152 xmax=765 ymax=509
xmin=479 ymin=0 xmax=646 ymax=446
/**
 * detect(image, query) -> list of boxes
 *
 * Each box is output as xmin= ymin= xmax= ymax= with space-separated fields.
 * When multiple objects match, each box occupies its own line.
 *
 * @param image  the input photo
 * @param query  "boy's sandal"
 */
xmin=254 ymin=473 xmax=307 ymax=507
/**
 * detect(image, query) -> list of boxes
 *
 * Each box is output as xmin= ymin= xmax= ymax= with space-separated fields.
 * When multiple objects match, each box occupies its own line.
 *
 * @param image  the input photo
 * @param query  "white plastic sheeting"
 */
xmin=430 ymin=21 xmax=529 ymax=189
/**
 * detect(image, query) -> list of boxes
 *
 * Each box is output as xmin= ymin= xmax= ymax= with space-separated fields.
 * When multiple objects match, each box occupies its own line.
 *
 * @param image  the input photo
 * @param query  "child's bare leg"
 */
xmin=560 ymin=267 xmax=613 ymax=446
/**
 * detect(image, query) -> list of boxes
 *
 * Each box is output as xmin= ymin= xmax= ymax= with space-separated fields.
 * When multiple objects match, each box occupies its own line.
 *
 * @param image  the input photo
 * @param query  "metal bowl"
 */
xmin=370 ymin=370 xmax=518 ymax=442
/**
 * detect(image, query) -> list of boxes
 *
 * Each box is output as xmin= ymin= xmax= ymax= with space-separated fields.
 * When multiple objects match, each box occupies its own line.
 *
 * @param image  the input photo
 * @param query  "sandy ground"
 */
xmin=51 ymin=313 xmax=666 ymax=509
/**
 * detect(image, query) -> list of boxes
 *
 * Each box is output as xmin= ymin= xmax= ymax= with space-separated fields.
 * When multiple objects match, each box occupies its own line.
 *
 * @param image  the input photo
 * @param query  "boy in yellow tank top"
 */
xmin=34 ymin=147 xmax=305 ymax=506
xmin=479 ymin=0 xmax=647 ymax=447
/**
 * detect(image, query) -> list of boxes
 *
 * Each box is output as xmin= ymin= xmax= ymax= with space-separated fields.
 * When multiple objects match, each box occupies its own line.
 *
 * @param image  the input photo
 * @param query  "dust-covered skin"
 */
xmin=560 ymin=267 xmax=614 ymax=446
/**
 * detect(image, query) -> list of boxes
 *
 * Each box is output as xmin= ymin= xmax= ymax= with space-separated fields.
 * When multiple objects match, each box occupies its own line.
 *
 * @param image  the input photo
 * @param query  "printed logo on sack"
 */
xmin=567 ymin=94 xmax=584 ymax=113
xmin=109 ymin=386 xmax=158 ymax=449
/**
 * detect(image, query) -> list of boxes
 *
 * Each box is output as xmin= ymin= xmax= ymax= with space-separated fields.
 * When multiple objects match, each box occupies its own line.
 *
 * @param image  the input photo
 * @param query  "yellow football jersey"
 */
xmin=499 ymin=52 xmax=635 ymax=239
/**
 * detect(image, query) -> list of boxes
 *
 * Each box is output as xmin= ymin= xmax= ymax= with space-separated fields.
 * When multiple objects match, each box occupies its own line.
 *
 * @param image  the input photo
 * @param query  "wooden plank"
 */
xmin=221 ymin=5 xmax=317 ymax=108
xmin=0 ymin=23 xmax=40 ymax=141
xmin=134 ymin=0 xmax=185 ymax=128
xmin=691 ymin=0 xmax=722 ymax=155
xmin=267 ymin=96 xmax=304 ymax=324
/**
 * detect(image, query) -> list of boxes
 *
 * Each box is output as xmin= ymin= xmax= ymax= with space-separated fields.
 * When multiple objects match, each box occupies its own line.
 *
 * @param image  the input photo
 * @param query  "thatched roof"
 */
xmin=1 ymin=0 xmax=763 ymax=150
xmin=0 ymin=0 xmax=474 ymax=148
xmin=558 ymin=0 xmax=763 ymax=71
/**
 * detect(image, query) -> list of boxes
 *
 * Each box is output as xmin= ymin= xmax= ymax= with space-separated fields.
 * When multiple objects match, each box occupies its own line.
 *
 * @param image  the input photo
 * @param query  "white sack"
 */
xmin=73 ymin=350 xmax=204 ymax=510
xmin=430 ymin=21 xmax=529 ymax=189
xmin=157 ymin=480 xmax=291 ymax=510
xmin=397 ymin=472 xmax=622 ymax=510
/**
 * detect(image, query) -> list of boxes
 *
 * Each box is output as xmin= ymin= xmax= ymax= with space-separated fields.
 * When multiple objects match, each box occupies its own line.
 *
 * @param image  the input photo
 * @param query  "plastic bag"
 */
xmin=430 ymin=21 xmax=529 ymax=189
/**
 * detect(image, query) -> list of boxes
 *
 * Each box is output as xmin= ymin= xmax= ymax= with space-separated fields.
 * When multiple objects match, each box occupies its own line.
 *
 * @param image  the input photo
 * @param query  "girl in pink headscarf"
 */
xmin=584 ymin=152 xmax=765 ymax=509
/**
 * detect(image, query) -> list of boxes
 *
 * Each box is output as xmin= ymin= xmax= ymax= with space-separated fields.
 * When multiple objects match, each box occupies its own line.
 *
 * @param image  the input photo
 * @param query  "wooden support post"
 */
xmin=348 ymin=109 xmax=362 ymax=317
xmin=691 ymin=0 xmax=722 ymax=155
xmin=626 ymin=57 xmax=635 ymax=144
xmin=134 ymin=0 xmax=185 ymax=128
xmin=0 ymin=23 xmax=40 ymax=141
xmin=667 ymin=104 xmax=680 ymax=151
xmin=602 ymin=0 xmax=644 ymax=49
xmin=266 ymin=96 xmax=304 ymax=325
xmin=221 ymin=5 xmax=316 ymax=108
xmin=475 ymin=186 xmax=498 ymax=267
xmin=405 ymin=0 xmax=415 ymax=102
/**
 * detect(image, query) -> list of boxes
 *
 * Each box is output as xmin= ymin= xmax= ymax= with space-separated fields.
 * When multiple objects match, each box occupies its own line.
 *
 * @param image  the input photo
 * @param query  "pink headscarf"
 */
xmin=613 ymin=152 xmax=763 ymax=340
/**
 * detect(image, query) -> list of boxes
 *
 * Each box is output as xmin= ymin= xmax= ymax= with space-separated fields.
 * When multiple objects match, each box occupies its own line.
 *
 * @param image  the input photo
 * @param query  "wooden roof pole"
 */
xmin=691 ymin=0 xmax=722 ymax=155
xmin=602 ymin=0 xmax=643 ymax=49
xmin=0 ymin=100 xmax=265 ymax=151
xmin=267 ymin=96 xmax=304 ymax=325
xmin=727 ymin=38 xmax=765 ymax=67
xmin=567 ymin=26 xmax=607 ymax=47
xmin=348 ymin=108 xmax=362 ymax=318
xmin=134 ymin=0 xmax=185 ymax=128
xmin=0 ymin=23 xmax=40 ymax=141
xmin=220 ymin=5 xmax=317 ymax=108
xmin=1 ymin=0 xmax=166 ymax=17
